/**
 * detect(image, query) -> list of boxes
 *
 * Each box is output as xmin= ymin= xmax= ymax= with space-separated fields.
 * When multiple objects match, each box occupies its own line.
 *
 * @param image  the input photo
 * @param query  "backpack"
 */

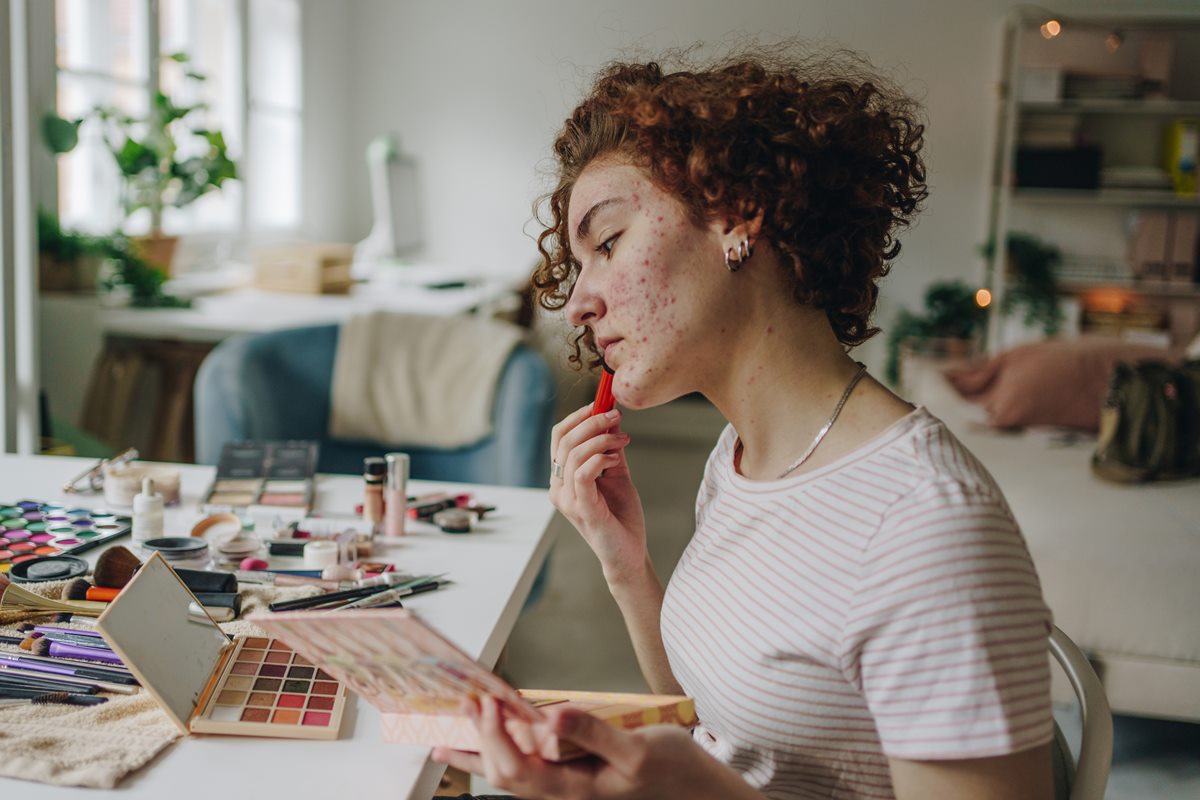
xmin=1092 ymin=359 xmax=1200 ymax=482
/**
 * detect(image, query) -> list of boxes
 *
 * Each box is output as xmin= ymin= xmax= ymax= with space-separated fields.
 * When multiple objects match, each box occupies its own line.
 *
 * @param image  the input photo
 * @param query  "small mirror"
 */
xmin=97 ymin=553 xmax=229 ymax=732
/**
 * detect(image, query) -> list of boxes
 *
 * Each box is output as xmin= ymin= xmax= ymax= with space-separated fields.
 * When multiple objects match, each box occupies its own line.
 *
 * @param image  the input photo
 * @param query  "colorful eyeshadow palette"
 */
xmin=202 ymin=441 xmax=319 ymax=520
xmin=97 ymin=553 xmax=349 ymax=740
xmin=0 ymin=501 xmax=131 ymax=574
xmin=253 ymin=608 xmax=696 ymax=760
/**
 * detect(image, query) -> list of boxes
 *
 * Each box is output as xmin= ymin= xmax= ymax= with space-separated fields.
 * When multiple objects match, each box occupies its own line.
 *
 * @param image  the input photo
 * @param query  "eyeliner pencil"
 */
xmin=267 ymin=581 xmax=397 ymax=612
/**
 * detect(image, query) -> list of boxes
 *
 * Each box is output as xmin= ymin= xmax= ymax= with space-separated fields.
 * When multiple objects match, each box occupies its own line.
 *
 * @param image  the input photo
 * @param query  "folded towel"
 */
xmin=329 ymin=312 xmax=525 ymax=448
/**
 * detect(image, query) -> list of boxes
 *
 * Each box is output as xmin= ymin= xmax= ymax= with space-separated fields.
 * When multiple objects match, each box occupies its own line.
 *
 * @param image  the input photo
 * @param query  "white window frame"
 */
xmin=51 ymin=0 xmax=302 ymax=246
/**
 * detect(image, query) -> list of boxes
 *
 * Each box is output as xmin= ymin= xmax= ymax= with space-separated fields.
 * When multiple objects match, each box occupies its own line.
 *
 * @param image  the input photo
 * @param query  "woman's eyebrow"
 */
xmin=575 ymin=197 xmax=626 ymax=242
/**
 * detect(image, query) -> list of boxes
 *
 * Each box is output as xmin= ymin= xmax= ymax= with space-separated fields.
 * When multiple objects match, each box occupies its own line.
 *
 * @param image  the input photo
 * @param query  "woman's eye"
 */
xmin=596 ymin=234 xmax=619 ymax=258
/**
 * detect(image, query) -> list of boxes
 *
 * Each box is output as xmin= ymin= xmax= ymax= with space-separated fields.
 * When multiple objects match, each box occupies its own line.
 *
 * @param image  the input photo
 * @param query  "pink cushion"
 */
xmin=945 ymin=337 xmax=1174 ymax=431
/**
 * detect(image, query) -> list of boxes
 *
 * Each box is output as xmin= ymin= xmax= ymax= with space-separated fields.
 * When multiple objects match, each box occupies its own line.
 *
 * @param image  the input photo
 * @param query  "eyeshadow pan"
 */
xmin=231 ymin=663 xmax=257 ymax=676
xmin=313 ymin=681 xmax=337 ymax=696
xmin=206 ymin=492 xmax=257 ymax=506
xmin=277 ymin=693 xmax=305 ymax=709
xmin=216 ymin=690 xmax=247 ymax=706
xmin=248 ymin=692 xmax=276 ymax=707
xmin=287 ymin=666 xmax=314 ymax=678
xmin=293 ymin=655 xmax=312 ymax=667
xmin=242 ymin=707 xmax=271 ymax=722
xmin=315 ymin=670 xmax=334 ymax=681
xmin=258 ymin=493 xmax=305 ymax=506
xmin=282 ymin=679 xmax=309 ymax=693
xmin=302 ymin=711 xmax=331 ymax=726
xmin=265 ymin=651 xmax=290 ymax=664
xmin=307 ymin=696 xmax=335 ymax=711
xmin=253 ymin=678 xmax=282 ymax=691
xmin=272 ymin=709 xmax=301 ymax=724
xmin=268 ymin=640 xmax=290 ymax=652
xmin=244 ymin=637 xmax=270 ymax=649
xmin=225 ymin=676 xmax=253 ymax=691
xmin=259 ymin=664 xmax=287 ymax=678
xmin=239 ymin=649 xmax=266 ymax=663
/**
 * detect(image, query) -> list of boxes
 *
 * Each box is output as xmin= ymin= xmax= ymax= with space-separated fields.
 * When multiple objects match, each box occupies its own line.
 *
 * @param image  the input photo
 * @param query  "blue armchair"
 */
xmin=193 ymin=323 xmax=556 ymax=487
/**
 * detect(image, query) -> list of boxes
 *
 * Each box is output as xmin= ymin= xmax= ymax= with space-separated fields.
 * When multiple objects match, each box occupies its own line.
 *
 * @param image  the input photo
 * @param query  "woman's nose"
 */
xmin=564 ymin=270 xmax=605 ymax=328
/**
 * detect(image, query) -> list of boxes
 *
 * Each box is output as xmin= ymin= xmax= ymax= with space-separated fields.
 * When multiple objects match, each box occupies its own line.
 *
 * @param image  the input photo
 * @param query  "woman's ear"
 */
xmin=719 ymin=209 xmax=765 ymax=254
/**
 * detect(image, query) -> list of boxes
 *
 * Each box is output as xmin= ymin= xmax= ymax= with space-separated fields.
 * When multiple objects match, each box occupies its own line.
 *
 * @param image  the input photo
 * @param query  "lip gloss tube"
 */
xmin=590 ymin=368 xmax=615 ymax=417
xmin=383 ymin=452 xmax=409 ymax=537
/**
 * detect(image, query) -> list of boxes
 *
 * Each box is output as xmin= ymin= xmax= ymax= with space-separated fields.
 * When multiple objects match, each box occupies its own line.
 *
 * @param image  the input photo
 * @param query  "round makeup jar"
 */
xmin=9 ymin=554 xmax=89 ymax=583
xmin=431 ymin=508 xmax=478 ymax=534
xmin=142 ymin=536 xmax=211 ymax=569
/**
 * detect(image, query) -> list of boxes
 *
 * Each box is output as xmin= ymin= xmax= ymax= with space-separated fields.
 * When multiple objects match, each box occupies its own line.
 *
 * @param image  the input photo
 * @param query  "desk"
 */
xmin=41 ymin=274 xmax=522 ymax=461
xmin=0 ymin=454 xmax=557 ymax=799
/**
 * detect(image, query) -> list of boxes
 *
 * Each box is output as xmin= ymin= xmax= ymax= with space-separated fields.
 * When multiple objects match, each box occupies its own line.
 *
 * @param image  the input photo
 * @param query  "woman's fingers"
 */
xmin=474 ymin=695 xmax=532 ymax=791
xmin=558 ymin=433 xmax=629 ymax=513
xmin=431 ymin=747 xmax=484 ymax=775
xmin=551 ymin=707 xmax=645 ymax=770
xmin=550 ymin=403 xmax=595 ymax=461
xmin=554 ymin=409 xmax=622 ymax=481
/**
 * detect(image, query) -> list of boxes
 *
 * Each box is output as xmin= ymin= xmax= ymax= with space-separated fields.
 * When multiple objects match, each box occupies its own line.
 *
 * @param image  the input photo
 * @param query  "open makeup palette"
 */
xmin=97 ymin=553 xmax=350 ymax=739
xmin=0 ymin=501 xmax=131 ymax=573
xmin=202 ymin=441 xmax=319 ymax=520
xmin=254 ymin=608 xmax=696 ymax=760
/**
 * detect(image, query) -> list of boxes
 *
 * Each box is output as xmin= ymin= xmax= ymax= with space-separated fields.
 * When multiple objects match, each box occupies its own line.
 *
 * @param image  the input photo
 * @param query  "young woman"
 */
xmin=434 ymin=49 xmax=1055 ymax=800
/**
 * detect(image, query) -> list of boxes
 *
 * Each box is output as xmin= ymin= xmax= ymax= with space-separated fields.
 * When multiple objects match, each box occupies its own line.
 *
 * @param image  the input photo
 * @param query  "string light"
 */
xmin=1105 ymin=30 xmax=1124 ymax=52
xmin=975 ymin=288 xmax=993 ymax=309
xmin=1040 ymin=19 xmax=1062 ymax=39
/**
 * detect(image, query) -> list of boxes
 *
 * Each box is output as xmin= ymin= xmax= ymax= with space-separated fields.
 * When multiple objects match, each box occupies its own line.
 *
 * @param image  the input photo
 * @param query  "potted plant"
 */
xmin=37 ymin=209 xmax=190 ymax=308
xmin=42 ymin=51 xmax=238 ymax=273
xmin=885 ymin=281 xmax=988 ymax=388
xmin=982 ymin=232 xmax=1064 ymax=337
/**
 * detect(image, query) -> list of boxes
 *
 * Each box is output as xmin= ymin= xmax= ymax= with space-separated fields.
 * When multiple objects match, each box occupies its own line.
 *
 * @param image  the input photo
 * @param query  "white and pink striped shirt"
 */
xmin=660 ymin=408 xmax=1053 ymax=799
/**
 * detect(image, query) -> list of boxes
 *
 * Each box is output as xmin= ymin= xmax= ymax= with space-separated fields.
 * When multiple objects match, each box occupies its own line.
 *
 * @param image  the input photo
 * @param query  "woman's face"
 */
xmin=564 ymin=158 xmax=732 ymax=409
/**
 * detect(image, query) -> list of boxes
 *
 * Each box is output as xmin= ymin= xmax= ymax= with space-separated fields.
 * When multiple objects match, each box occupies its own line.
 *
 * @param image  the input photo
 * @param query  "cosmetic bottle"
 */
xmin=383 ymin=452 xmax=409 ymax=538
xmin=363 ymin=457 xmax=386 ymax=531
xmin=132 ymin=477 xmax=164 ymax=546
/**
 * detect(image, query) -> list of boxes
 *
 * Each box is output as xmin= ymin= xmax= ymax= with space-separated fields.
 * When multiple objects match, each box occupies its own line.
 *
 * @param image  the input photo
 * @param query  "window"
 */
xmin=53 ymin=0 xmax=301 ymax=239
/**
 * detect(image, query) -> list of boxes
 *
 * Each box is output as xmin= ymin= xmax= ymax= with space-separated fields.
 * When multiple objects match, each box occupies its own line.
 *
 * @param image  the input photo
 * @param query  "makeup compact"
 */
xmin=202 ymin=441 xmax=319 ymax=520
xmin=97 ymin=553 xmax=350 ymax=739
xmin=0 ymin=501 xmax=132 ymax=573
xmin=254 ymin=608 xmax=695 ymax=760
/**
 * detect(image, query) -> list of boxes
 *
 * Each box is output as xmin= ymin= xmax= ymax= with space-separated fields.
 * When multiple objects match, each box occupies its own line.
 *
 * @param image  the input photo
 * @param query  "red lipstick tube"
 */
xmin=590 ymin=369 xmax=615 ymax=417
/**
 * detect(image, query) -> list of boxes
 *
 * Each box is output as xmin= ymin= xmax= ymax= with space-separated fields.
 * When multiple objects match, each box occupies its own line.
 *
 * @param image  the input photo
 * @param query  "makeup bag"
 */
xmin=1092 ymin=359 xmax=1200 ymax=482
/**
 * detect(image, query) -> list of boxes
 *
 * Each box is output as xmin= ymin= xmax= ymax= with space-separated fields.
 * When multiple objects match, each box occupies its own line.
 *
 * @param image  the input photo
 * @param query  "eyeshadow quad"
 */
xmin=97 ymin=553 xmax=349 ymax=740
xmin=0 ymin=501 xmax=131 ymax=573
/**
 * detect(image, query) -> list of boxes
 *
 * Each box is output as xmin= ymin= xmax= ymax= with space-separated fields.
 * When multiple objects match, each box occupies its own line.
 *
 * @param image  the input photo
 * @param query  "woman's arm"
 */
xmin=549 ymin=404 xmax=681 ymax=694
xmin=889 ymin=743 xmax=1054 ymax=800
xmin=606 ymin=553 xmax=683 ymax=696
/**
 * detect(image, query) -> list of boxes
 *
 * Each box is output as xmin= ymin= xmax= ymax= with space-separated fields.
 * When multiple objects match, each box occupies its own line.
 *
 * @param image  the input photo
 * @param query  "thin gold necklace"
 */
xmin=738 ymin=362 xmax=869 ymax=480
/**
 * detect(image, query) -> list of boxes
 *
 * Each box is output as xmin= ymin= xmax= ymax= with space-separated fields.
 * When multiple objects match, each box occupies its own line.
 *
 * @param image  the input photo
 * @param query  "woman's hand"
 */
xmin=432 ymin=696 xmax=750 ymax=800
xmin=550 ymin=404 xmax=647 ymax=582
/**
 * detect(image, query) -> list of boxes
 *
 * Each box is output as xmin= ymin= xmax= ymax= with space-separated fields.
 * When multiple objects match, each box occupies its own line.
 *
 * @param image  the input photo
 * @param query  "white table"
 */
xmin=0 ymin=454 xmax=557 ymax=799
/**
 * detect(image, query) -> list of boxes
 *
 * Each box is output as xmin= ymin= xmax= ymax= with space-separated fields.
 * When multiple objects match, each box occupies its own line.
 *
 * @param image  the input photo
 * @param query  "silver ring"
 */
xmin=552 ymin=460 xmax=564 ymax=480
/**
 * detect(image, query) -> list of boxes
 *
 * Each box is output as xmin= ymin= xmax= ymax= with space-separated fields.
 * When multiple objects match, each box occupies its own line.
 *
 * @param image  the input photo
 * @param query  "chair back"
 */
xmin=194 ymin=322 xmax=556 ymax=486
xmin=1049 ymin=625 xmax=1113 ymax=800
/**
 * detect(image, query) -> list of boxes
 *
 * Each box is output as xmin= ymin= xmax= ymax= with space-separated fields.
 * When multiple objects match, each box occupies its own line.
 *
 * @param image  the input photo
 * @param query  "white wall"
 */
xmin=303 ymin=0 xmax=1194 ymax=369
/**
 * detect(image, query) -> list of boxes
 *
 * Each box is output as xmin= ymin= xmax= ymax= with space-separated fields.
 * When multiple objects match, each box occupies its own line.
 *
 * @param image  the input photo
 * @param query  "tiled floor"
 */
xmin=503 ymin=397 xmax=1200 ymax=798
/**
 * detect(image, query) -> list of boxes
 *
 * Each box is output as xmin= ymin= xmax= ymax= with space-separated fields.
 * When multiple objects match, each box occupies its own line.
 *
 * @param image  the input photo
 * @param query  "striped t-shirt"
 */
xmin=660 ymin=408 xmax=1053 ymax=799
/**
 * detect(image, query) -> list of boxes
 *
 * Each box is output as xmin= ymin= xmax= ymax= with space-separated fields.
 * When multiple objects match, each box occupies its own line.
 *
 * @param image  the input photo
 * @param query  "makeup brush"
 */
xmin=61 ymin=579 xmax=121 ymax=604
xmin=0 ymin=671 xmax=103 ymax=694
xmin=0 ymin=653 xmax=136 ymax=682
xmin=22 ymin=632 xmax=114 ymax=651
xmin=62 ymin=578 xmax=98 ymax=602
xmin=53 ymin=613 xmax=99 ymax=627
xmin=16 ymin=623 xmax=104 ymax=638
xmin=27 ymin=637 xmax=125 ymax=666
xmin=0 ymin=690 xmax=107 ymax=706
xmin=590 ymin=365 xmax=616 ymax=416
xmin=0 ymin=573 xmax=108 ymax=616
xmin=92 ymin=545 xmax=142 ymax=589
xmin=0 ymin=664 xmax=137 ymax=694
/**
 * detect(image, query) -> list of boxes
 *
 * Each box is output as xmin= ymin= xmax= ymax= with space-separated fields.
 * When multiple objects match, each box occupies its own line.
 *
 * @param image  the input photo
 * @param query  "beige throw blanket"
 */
xmin=0 ymin=580 xmax=322 ymax=788
xmin=329 ymin=311 xmax=525 ymax=448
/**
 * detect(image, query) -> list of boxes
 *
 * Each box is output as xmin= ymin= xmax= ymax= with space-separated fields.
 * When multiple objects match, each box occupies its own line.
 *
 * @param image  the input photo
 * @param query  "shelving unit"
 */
xmin=985 ymin=10 xmax=1200 ymax=352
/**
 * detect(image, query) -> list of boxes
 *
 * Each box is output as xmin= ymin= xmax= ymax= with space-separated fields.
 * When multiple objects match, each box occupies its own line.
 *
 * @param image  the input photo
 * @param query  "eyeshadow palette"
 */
xmin=254 ymin=608 xmax=696 ymax=760
xmin=97 ymin=553 xmax=349 ymax=740
xmin=192 ymin=635 xmax=347 ymax=736
xmin=203 ymin=441 xmax=319 ymax=519
xmin=0 ymin=501 xmax=131 ymax=574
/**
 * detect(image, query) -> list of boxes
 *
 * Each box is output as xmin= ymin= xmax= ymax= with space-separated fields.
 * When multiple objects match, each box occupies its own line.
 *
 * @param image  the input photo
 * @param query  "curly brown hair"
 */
xmin=532 ymin=47 xmax=928 ymax=368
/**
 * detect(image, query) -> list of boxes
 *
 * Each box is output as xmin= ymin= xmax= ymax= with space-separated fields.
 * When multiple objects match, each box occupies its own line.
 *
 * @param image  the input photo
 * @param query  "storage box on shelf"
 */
xmin=986 ymin=11 xmax=1200 ymax=352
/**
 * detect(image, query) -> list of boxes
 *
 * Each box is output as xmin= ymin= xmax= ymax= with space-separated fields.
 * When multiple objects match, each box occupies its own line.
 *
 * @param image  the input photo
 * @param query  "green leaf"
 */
xmin=42 ymin=114 xmax=82 ymax=154
xmin=185 ymin=71 xmax=207 ymax=81
xmin=165 ymin=51 xmax=190 ymax=63
xmin=114 ymin=137 xmax=159 ymax=177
